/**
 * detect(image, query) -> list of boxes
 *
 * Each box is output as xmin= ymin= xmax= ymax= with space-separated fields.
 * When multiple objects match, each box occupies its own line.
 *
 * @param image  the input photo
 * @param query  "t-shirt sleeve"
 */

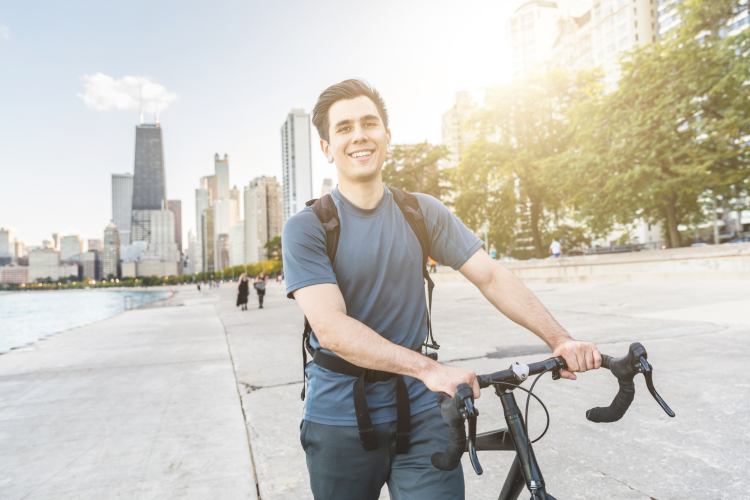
xmin=414 ymin=194 xmax=484 ymax=270
xmin=282 ymin=207 xmax=338 ymax=299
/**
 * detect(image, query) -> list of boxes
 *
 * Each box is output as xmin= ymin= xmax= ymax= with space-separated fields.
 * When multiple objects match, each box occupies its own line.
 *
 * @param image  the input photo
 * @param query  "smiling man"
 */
xmin=282 ymin=79 xmax=601 ymax=499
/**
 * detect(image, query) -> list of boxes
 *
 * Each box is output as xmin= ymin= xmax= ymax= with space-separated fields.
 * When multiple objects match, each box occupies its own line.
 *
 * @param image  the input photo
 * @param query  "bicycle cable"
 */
xmin=524 ymin=368 xmax=549 ymax=465
xmin=487 ymin=377 xmax=551 ymax=444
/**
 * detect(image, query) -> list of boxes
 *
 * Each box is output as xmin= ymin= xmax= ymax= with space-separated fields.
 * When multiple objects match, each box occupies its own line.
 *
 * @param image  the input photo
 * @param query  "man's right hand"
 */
xmin=422 ymin=362 xmax=480 ymax=399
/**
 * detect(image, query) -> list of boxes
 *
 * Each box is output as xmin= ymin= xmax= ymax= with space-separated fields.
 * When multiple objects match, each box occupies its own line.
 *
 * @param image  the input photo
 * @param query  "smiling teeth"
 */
xmin=352 ymin=151 xmax=372 ymax=158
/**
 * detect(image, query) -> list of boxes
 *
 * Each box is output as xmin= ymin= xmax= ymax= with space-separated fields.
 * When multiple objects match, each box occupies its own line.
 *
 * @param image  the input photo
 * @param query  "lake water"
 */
xmin=0 ymin=289 xmax=170 ymax=354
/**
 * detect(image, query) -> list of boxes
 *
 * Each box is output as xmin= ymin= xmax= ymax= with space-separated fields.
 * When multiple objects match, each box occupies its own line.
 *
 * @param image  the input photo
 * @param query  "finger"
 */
xmin=585 ymin=347 xmax=595 ymax=371
xmin=564 ymin=350 xmax=580 ymax=372
xmin=593 ymin=347 xmax=602 ymax=369
xmin=576 ymin=349 xmax=588 ymax=373
xmin=470 ymin=371 xmax=481 ymax=399
xmin=559 ymin=369 xmax=576 ymax=380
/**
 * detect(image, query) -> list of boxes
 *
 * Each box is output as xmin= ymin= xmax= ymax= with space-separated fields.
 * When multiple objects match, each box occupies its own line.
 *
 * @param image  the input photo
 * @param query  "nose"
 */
xmin=352 ymin=124 xmax=369 ymax=144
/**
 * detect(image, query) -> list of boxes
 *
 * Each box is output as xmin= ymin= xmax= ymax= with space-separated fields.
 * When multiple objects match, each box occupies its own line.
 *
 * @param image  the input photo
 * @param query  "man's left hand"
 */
xmin=551 ymin=340 xmax=601 ymax=380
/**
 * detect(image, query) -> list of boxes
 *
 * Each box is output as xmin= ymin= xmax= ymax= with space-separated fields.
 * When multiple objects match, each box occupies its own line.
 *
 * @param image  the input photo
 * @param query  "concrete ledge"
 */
xmin=431 ymin=243 xmax=750 ymax=283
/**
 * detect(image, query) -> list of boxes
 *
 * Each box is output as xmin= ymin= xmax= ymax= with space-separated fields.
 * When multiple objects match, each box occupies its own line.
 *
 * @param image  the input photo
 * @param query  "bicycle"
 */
xmin=430 ymin=342 xmax=675 ymax=500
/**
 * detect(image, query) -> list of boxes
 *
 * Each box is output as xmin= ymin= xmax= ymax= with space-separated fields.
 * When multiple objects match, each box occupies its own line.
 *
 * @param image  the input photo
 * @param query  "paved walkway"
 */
xmin=2 ymin=280 xmax=748 ymax=499
xmin=0 ymin=289 xmax=256 ymax=500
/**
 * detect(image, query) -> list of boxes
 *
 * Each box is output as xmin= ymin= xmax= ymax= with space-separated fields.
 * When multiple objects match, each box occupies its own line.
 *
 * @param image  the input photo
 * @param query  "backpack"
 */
xmin=299 ymin=186 xmax=440 ymax=454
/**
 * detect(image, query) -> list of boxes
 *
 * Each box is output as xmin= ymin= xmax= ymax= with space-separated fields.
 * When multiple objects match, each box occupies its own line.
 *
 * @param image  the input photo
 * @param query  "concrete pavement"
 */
xmin=1 ymin=279 xmax=748 ymax=499
xmin=0 ymin=289 xmax=257 ymax=500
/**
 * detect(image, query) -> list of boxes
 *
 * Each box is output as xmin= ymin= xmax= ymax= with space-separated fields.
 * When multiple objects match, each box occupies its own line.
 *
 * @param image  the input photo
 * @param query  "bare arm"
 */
xmin=459 ymin=249 xmax=601 ymax=379
xmin=293 ymin=283 xmax=480 ymax=397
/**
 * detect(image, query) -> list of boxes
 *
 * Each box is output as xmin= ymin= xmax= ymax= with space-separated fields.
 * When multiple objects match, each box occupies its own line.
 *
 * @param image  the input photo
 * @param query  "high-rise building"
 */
xmin=195 ymin=188 xmax=211 ymax=274
xmin=213 ymin=199 xmax=238 ymax=242
xmin=132 ymin=125 xmax=166 ymax=211
xmin=442 ymin=92 xmax=478 ymax=169
xmin=230 ymin=185 xmax=241 ymax=220
xmin=132 ymin=124 xmax=166 ymax=248
xmin=216 ymin=233 xmax=230 ymax=271
xmin=14 ymin=241 xmax=27 ymax=263
xmin=202 ymin=208 xmax=215 ymax=274
xmin=281 ymin=109 xmax=313 ymax=222
xmin=51 ymin=232 xmax=61 ymax=250
xmin=143 ymin=210 xmax=180 ymax=262
xmin=244 ymin=176 xmax=284 ymax=263
xmin=103 ymin=221 xmax=120 ymax=279
xmin=214 ymin=153 xmax=230 ymax=202
xmin=0 ymin=228 xmax=14 ymax=266
xmin=87 ymin=239 xmax=103 ymax=252
xmin=82 ymin=251 xmax=102 ymax=281
xmin=167 ymin=199 xmax=182 ymax=254
xmin=229 ymin=223 xmax=244 ymax=267
xmin=186 ymin=230 xmax=197 ymax=276
xmin=60 ymin=235 xmax=83 ymax=262
xmin=507 ymin=0 xmax=591 ymax=78
xmin=28 ymin=248 xmax=60 ymax=282
xmin=112 ymin=173 xmax=134 ymax=245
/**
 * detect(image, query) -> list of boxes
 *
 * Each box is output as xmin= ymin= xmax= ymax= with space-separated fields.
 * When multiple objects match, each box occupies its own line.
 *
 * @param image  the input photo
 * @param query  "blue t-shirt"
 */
xmin=282 ymin=185 xmax=483 ymax=426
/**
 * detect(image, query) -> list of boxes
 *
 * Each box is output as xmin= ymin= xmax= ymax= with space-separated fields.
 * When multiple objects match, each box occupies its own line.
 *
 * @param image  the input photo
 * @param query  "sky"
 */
xmin=0 ymin=0 xmax=519 ymax=248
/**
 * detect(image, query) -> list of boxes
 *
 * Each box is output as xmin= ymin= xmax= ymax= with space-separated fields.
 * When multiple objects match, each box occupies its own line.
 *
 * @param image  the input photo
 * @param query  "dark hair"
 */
xmin=311 ymin=79 xmax=389 ymax=143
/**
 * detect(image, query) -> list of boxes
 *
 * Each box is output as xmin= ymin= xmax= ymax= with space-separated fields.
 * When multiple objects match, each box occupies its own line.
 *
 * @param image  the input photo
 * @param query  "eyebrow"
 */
xmin=333 ymin=114 xmax=381 ymax=130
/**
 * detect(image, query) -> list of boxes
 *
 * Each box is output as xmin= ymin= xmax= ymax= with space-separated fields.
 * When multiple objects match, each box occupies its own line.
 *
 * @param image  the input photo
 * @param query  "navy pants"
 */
xmin=300 ymin=406 xmax=465 ymax=500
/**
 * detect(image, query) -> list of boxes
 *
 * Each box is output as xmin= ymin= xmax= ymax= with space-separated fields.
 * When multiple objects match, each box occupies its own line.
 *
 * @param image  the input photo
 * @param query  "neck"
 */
xmin=337 ymin=173 xmax=384 ymax=209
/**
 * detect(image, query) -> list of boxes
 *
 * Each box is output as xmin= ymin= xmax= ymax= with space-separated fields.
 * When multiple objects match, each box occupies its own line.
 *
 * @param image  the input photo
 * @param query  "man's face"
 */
xmin=322 ymin=95 xmax=391 ymax=183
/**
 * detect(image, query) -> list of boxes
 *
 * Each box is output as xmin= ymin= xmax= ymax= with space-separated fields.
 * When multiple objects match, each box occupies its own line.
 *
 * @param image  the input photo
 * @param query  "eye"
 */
xmin=339 ymin=126 xmax=351 ymax=133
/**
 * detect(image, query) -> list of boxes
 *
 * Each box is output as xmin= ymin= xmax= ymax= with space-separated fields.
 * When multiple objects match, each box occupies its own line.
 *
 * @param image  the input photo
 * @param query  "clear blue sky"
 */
xmin=0 ymin=0 xmax=516 ymax=247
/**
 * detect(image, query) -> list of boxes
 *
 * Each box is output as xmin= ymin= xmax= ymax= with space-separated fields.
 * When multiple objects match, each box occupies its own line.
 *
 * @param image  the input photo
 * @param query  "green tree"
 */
xmin=264 ymin=236 xmax=282 ymax=262
xmin=382 ymin=142 xmax=450 ymax=199
xmin=453 ymin=68 xmax=604 ymax=258
xmin=566 ymin=0 xmax=750 ymax=247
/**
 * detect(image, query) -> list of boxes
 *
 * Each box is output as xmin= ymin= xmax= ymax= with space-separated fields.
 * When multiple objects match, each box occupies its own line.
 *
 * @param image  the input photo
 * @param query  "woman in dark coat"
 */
xmin=237 ymin=273 xmax=249 ymax=310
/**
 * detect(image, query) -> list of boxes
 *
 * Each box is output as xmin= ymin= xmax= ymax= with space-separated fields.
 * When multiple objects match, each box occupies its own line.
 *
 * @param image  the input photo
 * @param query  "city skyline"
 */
xmin=0 ymin=0 xmax=518 ymax=247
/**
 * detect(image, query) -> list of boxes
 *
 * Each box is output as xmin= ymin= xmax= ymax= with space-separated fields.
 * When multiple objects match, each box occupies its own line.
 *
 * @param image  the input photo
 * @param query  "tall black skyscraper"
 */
xmin=132 ymin=124 xmax=166 ymax=210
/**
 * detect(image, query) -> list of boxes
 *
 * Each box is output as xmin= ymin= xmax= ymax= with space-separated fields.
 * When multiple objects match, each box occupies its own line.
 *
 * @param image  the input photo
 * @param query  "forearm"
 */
xmin=316 ymin=311 xmax=436 ymax=380
xmin=480 ymin=262 xmax=573 ymax=349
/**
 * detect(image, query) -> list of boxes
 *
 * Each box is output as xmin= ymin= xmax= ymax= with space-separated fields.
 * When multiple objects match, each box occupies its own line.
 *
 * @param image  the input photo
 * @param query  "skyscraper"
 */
xmin=442 ymin=92 xmax=477 ymax=170
xmin=60 ymin=235 xmax=83 ymax=262
xmin=132 ymin=124 xmax=166 ymax=247
xmin=244 ymin=176 xmax=284 ymax=264
xmin=167 ymin=199 xmax=182 ymax=254
xmin=195 ymin=188 xmax=210 ymax=273
xmin=112 ymin=173 xmax=134 ymax=245
xmin=202 ymin=207 xmax=215 ymax=274
xmin=281 ymin=109 xmax=313 ymax=222
xmin=132 ymin=125 xmax=166 ymax=211
xmin=214 ymin=153 xmax=230 ymax=202
xmin=103 ymin=221 xmax=120 ymax=278
xmin=0 ymin=228 xmax=14 ymax=266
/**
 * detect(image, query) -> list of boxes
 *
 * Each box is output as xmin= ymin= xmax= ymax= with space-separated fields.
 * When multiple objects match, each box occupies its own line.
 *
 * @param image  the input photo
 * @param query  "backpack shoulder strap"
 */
xmin=305 ymin=194 xmax=340 ymax=265
xmin=388 ymin=187 xmax=430 ymax=266
xmin=387 ymin=187 xmax=440 ymax=350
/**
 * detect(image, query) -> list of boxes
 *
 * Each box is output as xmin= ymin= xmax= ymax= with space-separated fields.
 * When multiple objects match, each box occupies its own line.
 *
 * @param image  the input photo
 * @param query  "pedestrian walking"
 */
xmin=197 ymin=282 xmax=201 ymax=292
xmin=549 ymin=239 xmax=562 ymax=266
xmin=237 ymin=273 xmax=249 ymax=310
xmin=428 ymin=256 xmax=437 ymax=273
xmin=253 ymin=272 xmax=267 ymax=308
xmin=489 ymin=244 xmax=497 ymax=260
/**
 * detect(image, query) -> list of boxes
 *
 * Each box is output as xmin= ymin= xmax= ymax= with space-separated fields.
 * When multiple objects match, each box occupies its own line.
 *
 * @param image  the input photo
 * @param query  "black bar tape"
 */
xmin=586 ymin=379 xmax=636 ymax=422
xmin=431 ymin=386 xmax=470 ymax=471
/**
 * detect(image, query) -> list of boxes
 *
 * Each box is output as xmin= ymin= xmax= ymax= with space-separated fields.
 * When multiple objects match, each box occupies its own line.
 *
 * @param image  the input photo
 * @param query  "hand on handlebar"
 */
xmin=551 ymin=340 xmax=602 ymax=380
xmin=423 ymin=363 xmax=481 ymax=399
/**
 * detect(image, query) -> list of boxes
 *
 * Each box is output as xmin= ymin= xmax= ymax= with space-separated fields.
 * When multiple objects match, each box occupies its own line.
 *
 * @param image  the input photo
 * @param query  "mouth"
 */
xmin=347 ymin=149 xmax=375 ymax=161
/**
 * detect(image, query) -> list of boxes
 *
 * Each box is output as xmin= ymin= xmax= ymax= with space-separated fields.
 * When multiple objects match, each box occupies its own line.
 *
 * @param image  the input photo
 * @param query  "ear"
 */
xmin=320 ymin=139 xmax=330 ymax=156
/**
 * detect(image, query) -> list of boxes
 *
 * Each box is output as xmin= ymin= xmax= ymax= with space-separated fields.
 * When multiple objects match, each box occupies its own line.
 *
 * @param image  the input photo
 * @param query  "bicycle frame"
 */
xmin=471 ymin=385 xmax=554 ymax=500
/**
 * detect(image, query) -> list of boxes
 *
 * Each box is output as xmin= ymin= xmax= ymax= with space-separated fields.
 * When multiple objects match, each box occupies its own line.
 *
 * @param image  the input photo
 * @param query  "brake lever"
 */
xmin=459 ymin=395 xmax=483 ymax=474
xmin=637 ymin=356 xmax=675 ymax=417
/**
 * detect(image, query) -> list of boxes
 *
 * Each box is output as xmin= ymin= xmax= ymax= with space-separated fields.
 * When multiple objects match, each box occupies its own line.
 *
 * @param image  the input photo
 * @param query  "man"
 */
xmin=282 ymin=79 xmax=601 ymax=500
xmin=549 ymin=239 xmax=562 ymax=266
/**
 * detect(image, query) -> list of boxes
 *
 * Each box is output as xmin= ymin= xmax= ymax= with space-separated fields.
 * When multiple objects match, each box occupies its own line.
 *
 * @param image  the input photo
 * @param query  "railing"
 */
xmin=124 ymin=296 xmax=134 ymax=310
